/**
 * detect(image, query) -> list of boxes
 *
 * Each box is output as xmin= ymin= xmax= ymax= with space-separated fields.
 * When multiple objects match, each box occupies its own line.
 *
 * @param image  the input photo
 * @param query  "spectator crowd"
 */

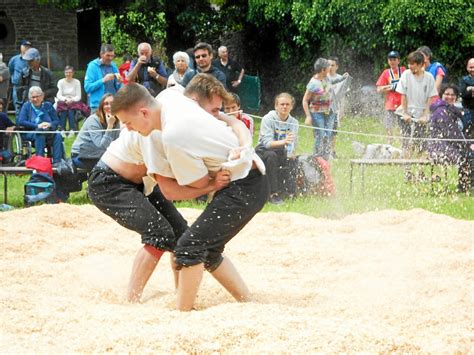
xmin=0 ymin=40 xmax=473 ymax=202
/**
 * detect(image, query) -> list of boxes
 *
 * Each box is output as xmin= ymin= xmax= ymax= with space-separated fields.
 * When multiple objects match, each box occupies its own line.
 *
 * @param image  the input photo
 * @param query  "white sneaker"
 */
xmin=60 ymin=130 xmax=67 ymax=138
xmin=68 ymin=130 xmax=75 ymax=138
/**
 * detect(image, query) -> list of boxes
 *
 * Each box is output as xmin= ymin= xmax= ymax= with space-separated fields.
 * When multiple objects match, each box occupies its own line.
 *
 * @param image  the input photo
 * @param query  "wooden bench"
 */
xmin=349 ymin=158 xmax=445 ymax=195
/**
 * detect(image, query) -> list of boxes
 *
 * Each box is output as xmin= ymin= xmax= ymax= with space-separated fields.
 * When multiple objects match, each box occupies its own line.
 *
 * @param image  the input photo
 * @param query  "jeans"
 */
xmin=311 ymin=111 xmax=335 ymax=159
xmin=25 ymin=131 xmax=64 ymax=163
xmin=59 ymin=110 xmax=76 ymax=131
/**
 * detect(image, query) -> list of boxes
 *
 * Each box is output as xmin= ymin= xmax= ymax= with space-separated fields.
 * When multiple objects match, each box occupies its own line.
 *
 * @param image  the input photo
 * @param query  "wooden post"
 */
xmin=46 ymin=41 xmax=51 ymax=69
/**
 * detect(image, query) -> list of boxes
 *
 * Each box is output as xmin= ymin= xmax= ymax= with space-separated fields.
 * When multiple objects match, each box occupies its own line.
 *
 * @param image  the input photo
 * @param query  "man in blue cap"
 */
xmin=8 ymin=40 xmax=31 ymax=115
xmin=19 ymin=47 xmax=57 ymax=106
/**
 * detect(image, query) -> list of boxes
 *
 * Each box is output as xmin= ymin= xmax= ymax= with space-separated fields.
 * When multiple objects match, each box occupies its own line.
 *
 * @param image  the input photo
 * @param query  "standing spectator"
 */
xmin=256 ymin=93 xmax=299 ymax=204
xmin=417 ymin=45 xmax=446 ymax=94
xmin=84 ymin=43 xmax=122 ymax=112
xmin=181 ymin=42 xmax=227 ymax=88
xmin=17 ymin=86 xmax=63 ymax=164
xmin=224 ymin=92 xmax=254 ymax=136
xmin=327 ymin=56 xmax=350 ymax=157
xmin=126 ymin=42 xmax=168 ymax=96
xmin=167 ymin=51 xmax=193 ymax=88
xmin=376 ymin=50 xmax=406 ymax=144
xmin=459 ymin=58 xmax=474 ymax=138
xmin=0 ymin=53 xmax=10 ymax=113
xmin=8 ymin=40 xmax=31 ymax=115
xmin=56 ymin=65 xmax=86 ymax=138
xmin=19 ymin=48 xmax=57 ymax=106
xmin=213 ymin=46 xmax=244 ymax=92
xmin=71 ymin=93 xmax=120 ymax=170
xmin=118 ymin=53 xmax=133 ymax=85
xmin=395 ymin=51 xmax=438 ymax=157
xmin=302 ymin=58 xmax=334 ymax=160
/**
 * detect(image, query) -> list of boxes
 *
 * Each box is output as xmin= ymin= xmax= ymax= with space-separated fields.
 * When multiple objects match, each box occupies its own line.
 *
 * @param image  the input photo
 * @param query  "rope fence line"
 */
xmin=1 ymin=111 xmax=472 ymax=143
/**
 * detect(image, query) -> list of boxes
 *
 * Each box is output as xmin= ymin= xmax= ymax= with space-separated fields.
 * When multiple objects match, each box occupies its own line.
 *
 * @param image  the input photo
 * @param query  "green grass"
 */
xmin=2 ymin=115 xmax=473 ymax=220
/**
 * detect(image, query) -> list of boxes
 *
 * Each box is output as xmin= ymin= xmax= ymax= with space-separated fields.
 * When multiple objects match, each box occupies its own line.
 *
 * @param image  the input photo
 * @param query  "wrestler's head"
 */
xmin=184 ymin=73 xmax=233 ymax=118
xmin=112 ymin=82 xmax=159 ymax=136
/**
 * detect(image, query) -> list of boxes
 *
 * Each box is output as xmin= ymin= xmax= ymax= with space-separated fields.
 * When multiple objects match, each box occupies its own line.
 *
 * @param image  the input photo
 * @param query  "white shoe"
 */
xmin=60 ymin=130 xmax=67 ymax=138
xmin=68 ymin=130 xmax=75 ymax=138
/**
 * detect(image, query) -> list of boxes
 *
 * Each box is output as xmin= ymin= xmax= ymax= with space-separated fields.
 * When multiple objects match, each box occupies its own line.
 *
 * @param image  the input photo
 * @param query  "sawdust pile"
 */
xmin=0 ymin=204 xmax=472 ymax=352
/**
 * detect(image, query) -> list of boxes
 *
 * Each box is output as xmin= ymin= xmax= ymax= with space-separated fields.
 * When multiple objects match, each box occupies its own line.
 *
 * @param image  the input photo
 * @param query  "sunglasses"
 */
xmin=195 ymin=54 xmax=208 ymax=59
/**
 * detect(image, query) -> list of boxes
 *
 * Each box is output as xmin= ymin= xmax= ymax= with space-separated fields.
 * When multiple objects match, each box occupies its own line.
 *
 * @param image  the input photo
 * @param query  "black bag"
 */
xmin=24 ymin=172 xmax=58 ymax=206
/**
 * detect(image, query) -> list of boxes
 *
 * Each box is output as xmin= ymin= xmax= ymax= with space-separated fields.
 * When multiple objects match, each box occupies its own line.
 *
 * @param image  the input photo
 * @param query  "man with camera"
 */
xmin=127 ymin=42 xmax=168 ymax=97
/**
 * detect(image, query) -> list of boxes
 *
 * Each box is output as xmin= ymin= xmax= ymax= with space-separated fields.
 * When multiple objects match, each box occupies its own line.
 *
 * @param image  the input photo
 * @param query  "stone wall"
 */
xmin=0 ymin=0 xmax=78 ymax=70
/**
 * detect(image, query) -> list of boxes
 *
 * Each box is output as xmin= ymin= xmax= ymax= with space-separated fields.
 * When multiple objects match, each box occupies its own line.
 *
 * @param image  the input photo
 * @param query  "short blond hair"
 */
xmin=111 ymin=82 xmax=157 ymax=115
xmin=184 ymin=73 xmax=233 ymax=103
xmin=274 ymin=92 xmax=295 ymax=106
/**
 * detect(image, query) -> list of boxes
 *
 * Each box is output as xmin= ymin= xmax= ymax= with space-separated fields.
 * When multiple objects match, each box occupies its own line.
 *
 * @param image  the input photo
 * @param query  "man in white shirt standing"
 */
xmin=396 ymin=51 xmax=438 ymax=157
xmin=111 ymin=74 xmax=269 ymax=311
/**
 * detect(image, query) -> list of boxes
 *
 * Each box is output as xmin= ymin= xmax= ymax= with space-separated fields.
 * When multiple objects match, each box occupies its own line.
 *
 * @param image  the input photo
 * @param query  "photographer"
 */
xmin=126 ymin=42 xmax=168 ymax=97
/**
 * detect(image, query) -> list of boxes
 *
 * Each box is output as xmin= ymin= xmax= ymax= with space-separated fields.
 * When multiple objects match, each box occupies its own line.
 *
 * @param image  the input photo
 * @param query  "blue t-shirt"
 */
xmin=100 ymin=64 xmax=117 ymax=94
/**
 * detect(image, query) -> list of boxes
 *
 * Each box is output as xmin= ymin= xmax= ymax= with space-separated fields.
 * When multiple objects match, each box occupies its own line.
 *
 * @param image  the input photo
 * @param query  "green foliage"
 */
xmin=100 ymin=14 xmax=137 ymax=57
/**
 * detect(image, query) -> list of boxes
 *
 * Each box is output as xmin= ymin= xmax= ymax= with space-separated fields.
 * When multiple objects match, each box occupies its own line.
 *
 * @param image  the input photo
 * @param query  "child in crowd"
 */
xmin=376 ymin=50 xmax=406 ymax=144
xmin=256 ymin=92 xmax=299 ymax=204
xmin=395 ymin=51 xmax=438 ymax=157
xmin=223 ymin=93 xmax=254 ymax=136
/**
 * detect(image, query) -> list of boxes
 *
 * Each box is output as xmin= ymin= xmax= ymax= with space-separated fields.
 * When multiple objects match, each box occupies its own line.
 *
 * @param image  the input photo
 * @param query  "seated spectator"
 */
xmin=56 ymin=65 xmax=89 ymax=138
xmin=0 ymin=100 xmax=15 ymax=164
xmin=223 ymin=93 xmax=254 ymax=135
xmin=19 ymin=48 xmax=57 ymax=105
xmin=167 ymin=51 xmax=193 ymax=88
xmin=119 ymin=53 xmax=132 ymax=84
xmin=459 ymin=58 xmax=474 ymax=138
xmin=256 ymin=93 xmax=299 ymax=204
xmin=17 ymin=86 xmax=63 ymax=164
xmin=428 ymin=84 xmax=472 ymax=192
xmin=70 ymin=93 xmax=120 ymax=170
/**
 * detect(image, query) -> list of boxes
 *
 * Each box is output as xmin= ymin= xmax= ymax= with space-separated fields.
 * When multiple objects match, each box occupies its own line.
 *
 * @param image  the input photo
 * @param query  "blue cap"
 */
xmin=22 ymin=48 xmax=40 ymax=61
xmin=20 ymin=40 xmax=32 ymax=46
xmin=387 ymin=50 xmax=400 ymax=58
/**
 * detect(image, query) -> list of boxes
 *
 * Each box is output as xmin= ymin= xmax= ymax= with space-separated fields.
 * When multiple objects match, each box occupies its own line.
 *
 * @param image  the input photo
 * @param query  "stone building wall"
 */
xmin=0 ymin=0 xmax=78 ymax=70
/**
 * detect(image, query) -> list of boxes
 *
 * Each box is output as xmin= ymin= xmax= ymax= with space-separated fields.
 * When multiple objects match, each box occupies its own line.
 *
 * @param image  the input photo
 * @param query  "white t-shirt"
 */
xmin=157 ymin=89 xmax=252 ymax=186
xmin=106 ymin=128 xmax=173 ymax=178
xmin=396 ymin=70 xmax=437 ymax=119
xmin=56 ymin=78 xmax=82 ymax=102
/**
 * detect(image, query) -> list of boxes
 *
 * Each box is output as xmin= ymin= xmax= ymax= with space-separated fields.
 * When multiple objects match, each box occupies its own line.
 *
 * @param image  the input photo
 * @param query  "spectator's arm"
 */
xmin=217 ymin=112 xmax=252 ymax=148
xmin=434 ymin=74 xmax=444 ymax=94
xmin=459 ymin=78 xmax=473 ymax=100
xmin=56 ymin=80 xmax=67 ymax=102
xmin=126 ymin=60 xmax=140 ymax=83
xmin=0 ymin=66 xmax=10 ymax=83
xmin=302 ymin=90 xmax=313 ymax=125
xmin=84 ymin=67 xmax=104 ymax=94
xmin=72 ymin=79 xmax=82 ymax=102
xmin=47 ymin=104 xmax=61 ymax=130
xmin=180 ymin=70 xmax=194 ymax=88
xmin=88 ymin=120 xmax=115 ymax=149
xmin=17 ymin=104 xmax=37 ymax=130
xmin=155 ymin=61 xmax=169 ymax=87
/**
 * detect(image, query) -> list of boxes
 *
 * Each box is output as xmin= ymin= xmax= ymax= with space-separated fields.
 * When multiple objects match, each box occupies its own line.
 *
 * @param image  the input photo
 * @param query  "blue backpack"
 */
xmin=24 ymin=172 xmax=58 ymax=206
